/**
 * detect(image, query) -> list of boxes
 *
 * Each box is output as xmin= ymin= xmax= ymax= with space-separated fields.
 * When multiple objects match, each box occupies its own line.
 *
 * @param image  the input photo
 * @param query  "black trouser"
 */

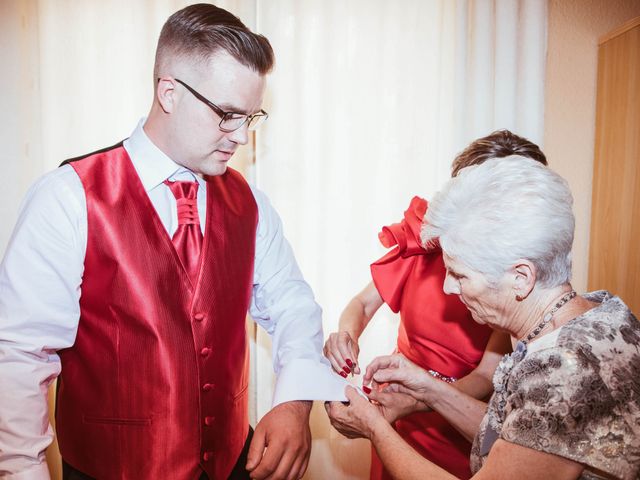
xmin=63 ymin=427 xmax=254 ymax=480
xmin=200 ymin=427 xmax=254 ymax=480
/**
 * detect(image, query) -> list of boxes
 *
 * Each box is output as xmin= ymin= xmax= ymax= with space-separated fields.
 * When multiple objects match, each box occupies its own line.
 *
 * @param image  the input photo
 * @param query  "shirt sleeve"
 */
xmin=249 ymin=188 xmax=347 ymax=406
xmin=499 ymin=346 xmax=628 ymax=475
xmin=0 ymin=165 xmax=86 ymax=478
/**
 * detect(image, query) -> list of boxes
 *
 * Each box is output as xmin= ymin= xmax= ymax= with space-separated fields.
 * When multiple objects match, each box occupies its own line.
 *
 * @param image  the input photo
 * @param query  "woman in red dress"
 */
xmin=324 ymin=130 xmax=547 ymax=479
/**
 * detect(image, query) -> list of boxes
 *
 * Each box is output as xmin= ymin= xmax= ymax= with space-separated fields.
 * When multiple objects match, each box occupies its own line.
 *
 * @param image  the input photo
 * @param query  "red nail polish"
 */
xmin=343 ymin=366 xmax=351 ymax=374
xmin=346 ymin=359 xmax=353 ymax=368
xmin=340 ymin=371 xmax=348 ymax=378
xmin=362 ymin=386 xmax=371 ymax=394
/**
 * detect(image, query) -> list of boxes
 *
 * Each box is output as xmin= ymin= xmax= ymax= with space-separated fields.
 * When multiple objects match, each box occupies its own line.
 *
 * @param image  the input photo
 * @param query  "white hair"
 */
xmin=421 ymin=156 xmax=575 ymax=288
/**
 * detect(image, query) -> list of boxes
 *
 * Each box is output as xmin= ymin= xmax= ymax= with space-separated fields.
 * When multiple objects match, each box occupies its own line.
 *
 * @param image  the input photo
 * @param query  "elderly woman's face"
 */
xmin=442 ymin=252 xmax=513 ymax=331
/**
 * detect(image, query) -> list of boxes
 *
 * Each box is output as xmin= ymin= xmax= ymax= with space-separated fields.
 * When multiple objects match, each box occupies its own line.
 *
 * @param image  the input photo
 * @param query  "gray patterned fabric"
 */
xmin=471 ymin=291 xmax=640 ymax=479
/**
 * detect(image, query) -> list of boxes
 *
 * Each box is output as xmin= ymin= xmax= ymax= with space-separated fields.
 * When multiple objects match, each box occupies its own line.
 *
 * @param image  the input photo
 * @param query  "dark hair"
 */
xmin=155 ymin=3 xmax=274 ymax=76
xmin=451 ymin=129 xmax=547 ymax=177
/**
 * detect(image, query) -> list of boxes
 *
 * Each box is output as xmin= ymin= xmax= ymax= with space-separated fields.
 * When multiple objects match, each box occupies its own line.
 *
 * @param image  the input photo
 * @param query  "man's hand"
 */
xmin=246 ymin=400 xmax=312 ymax=480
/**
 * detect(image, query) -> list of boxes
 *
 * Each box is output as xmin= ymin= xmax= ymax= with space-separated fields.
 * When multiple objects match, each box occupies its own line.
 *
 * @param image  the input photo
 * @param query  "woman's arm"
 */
xmin=372 ymin=434 xmax=584 ymax=480
xmin=362 ymin=331 xmax=511 ymax=440
xmin=326 ymin=387 xmax=456 ymax=480
xmin=422 ymin=330 xmax=512 ymax=441
xmin=370 ymin=417 xmax=454 ymax=480
xmin=417 ymin=378 xmax=489 ymax=443
xmin=453 ymin=330 xmax=511 ymax=399
xmin=473 ymin=440 xmax=584 ymax=480
xmin=363 ymin=354 xmax=486 ymax=442
xmin=359 ymin=330 xmax=512 ymax=427
xmin=326 ymin=388 xmax=584 ymax=480
xmin=324 ymin=281 xmax=384 ymax=375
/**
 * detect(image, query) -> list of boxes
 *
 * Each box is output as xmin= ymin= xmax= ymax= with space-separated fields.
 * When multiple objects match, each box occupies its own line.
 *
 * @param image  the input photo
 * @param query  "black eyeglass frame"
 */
xmin=173 ymin=78 xmax=268 ymax=133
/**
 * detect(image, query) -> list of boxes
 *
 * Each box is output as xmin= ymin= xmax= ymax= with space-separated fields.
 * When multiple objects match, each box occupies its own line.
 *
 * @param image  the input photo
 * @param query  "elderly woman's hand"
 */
xmin=367 ymin=387 xmax=431 ymax=423
xmin=364 ymin=354 xmax=437 ymax=402
xmin=325 ymin=386 xmax=388 ymax=440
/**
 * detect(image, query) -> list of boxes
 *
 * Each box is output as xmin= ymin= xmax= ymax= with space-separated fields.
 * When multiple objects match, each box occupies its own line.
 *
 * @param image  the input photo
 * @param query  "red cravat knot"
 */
xmin=164 ymin=179 xmax=203 ymax=283
xmin=176 ymin=197 xmax=199 ymax=226
xmin=164 ymin=180 xmax=201 ymax=227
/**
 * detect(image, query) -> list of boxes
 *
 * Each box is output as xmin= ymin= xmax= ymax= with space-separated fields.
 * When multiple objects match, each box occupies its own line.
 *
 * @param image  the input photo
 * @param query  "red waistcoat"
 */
xmin=56 ymin=144 xmax=257 ymax=480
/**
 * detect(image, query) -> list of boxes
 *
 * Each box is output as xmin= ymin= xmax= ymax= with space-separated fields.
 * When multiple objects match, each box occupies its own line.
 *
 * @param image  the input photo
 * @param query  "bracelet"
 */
xmin=427 ymin=369 xmax=457 ymax=384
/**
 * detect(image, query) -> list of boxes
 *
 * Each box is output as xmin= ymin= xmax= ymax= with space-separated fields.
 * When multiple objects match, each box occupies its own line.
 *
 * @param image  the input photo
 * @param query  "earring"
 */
xmin=515 ymin=294 xmax=523 ymax=301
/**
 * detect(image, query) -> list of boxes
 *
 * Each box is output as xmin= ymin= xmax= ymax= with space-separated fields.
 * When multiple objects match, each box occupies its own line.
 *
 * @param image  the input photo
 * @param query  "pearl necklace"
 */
xmin=522 ymin=290 xmax=577 ymax=344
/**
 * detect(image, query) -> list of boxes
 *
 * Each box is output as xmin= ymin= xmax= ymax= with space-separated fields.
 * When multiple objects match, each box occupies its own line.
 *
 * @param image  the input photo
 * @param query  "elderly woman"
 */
xmin=324 ymin=130 xmax=546 ymax=479
xmin=326 ymin=156 xmax=640 ymax=479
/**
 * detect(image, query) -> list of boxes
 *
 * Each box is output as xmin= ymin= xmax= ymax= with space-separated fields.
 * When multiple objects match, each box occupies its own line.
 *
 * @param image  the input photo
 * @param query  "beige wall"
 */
xmin=544 ymin=0 xmax=640 ymax=292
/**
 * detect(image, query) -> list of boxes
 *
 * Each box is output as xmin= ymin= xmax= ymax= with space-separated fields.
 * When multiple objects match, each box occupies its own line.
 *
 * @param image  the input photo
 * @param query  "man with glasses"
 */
xmin=0 ymin=4 xmax=330 ymax=480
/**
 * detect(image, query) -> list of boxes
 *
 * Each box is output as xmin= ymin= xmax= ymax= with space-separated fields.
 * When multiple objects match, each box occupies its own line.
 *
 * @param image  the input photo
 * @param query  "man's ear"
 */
xmin=511 ymin=259 xmax=537 ymax=301
xmin=156 ymin=78 xmax=177 ymax=114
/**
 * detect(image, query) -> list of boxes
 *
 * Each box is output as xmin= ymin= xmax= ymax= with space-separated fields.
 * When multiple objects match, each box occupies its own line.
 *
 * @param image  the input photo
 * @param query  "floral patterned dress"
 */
xmin=471 ymin=291 xmax=640 ymax=479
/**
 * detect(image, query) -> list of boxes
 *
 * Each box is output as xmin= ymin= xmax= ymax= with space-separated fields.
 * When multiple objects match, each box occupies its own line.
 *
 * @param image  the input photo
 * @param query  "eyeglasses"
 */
xmin=174 ymin=78 xmax=268 ymax=133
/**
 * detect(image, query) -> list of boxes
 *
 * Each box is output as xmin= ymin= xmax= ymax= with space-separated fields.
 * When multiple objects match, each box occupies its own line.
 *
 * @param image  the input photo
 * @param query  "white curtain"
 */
xmin=1 ymin=1 xmax=546 ymax=479
xmin=255 ymin=1 xmax=547 ymax=478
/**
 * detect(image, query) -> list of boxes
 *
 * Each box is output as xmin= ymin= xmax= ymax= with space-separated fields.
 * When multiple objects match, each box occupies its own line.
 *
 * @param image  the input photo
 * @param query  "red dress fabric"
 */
xmin=369 ymin=196 xmax=492 ymax=480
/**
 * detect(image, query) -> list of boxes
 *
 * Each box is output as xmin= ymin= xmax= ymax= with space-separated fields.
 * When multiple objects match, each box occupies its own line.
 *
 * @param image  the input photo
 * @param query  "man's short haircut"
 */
xmin=155 ymin=3 xmax=275 ymax=77
xmin=450 ymin=129 xmax=547 ymax=177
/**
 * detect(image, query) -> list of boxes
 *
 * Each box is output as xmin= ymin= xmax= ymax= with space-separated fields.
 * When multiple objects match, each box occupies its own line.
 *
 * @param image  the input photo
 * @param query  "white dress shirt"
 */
xmin=0 ymin=120 xmax=344 ymax=479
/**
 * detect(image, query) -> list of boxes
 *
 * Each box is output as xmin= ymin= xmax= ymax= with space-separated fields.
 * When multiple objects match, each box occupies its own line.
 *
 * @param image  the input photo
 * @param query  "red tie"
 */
xmin=164 ymin=180 xmax=203 ymax=282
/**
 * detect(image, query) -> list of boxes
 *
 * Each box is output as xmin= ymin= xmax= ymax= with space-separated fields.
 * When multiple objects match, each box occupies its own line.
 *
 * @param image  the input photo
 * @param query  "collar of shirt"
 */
xmin=123 ymin=118 xmax=206 ymax=191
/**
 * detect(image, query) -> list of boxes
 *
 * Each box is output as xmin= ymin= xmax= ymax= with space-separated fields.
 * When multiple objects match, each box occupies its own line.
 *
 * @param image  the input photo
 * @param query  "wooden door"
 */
xmin=588 ymin=17 xmax=640 ymax=313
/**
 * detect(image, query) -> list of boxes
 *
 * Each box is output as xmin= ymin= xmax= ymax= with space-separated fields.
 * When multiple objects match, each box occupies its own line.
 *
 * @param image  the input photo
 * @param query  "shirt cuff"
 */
xmin=272 ymin=358 xmax=350 ymax=407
